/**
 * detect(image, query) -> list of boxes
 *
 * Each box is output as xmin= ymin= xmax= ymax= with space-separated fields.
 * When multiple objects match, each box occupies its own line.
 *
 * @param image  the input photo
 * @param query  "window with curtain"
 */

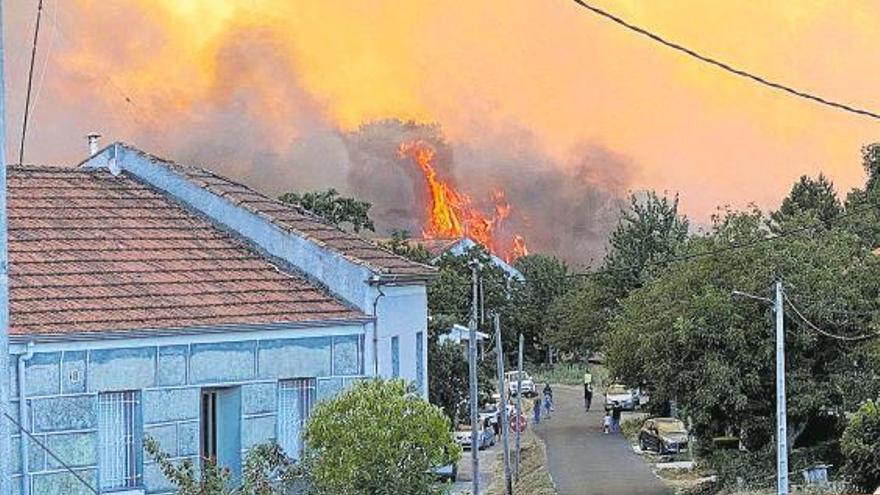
xmin=98 ymin=390 xmax=141 ymax=490
xmin=277 ymin=378 xmax=317 ymax=460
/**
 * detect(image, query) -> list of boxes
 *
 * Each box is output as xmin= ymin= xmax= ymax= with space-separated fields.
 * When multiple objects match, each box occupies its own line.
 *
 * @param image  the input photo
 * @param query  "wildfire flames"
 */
xmin=398 ymin=140 xmax=528 ymax=262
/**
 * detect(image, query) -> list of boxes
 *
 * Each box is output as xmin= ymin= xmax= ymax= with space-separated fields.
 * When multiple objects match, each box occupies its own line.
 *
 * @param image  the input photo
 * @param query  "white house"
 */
xmin=6 ymin=142 xmax=434 ymax=495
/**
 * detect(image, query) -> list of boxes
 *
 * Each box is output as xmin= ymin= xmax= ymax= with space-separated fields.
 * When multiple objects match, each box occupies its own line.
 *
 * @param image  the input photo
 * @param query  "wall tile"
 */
xmin=89 ymin=347 xmax=156 ymax=392
xmin=258 ymin=337 xmax=331 ymax=379
xmin=333 ymin=335 xmax=361 ymax=376
xmin=143 ymin=388 xmax=200 ymax=424
xmin=177 ymin=421 xmax=200 ymax=457
xmin=157 ymin=345 xmax=188 ymax=386
xmin=144 ymin=424 xmax=177 ymax=457
xmin=32 ymin=396 xmax=96 ymax=433
xmin=46 ymin=432 xmax=97 ymax=469
xmin=242 ymin=383 xmax=276 ymax=415
xmin=61 ymin=351 xmax=86 ymax=394
xmin=25 ymin=352 xmax=61 ymax=397
xmin=31 ymin=468 xmax=97 ymax=495
xmin=317 ymin=378 xmax=343 ymax=402
xmin=190 ymin=341 xmax=255 ymax=384
xmin=241 ymin=415 xmax=276 ymax=450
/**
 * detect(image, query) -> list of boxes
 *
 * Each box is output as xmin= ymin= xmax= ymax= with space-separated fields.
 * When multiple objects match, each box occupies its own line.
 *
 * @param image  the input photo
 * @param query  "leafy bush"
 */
xmin=841 ymin=400 xmax=880 ymax=492
xmin=302 ymin=379 xmax=460 ymax=495
xmin=144 ymin=437 xmax=302 ymax=495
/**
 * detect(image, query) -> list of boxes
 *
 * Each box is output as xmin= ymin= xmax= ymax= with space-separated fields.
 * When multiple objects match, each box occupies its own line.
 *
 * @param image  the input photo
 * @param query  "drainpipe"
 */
xmin=17 ymin=341 xmax=34 ymax=495
xmin=370 ymin=277 xmax=386 ymax=377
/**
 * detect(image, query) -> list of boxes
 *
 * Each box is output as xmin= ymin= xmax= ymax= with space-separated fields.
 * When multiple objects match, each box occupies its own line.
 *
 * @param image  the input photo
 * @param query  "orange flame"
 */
xmin=398 ymin=140 xmax=528 ymax=262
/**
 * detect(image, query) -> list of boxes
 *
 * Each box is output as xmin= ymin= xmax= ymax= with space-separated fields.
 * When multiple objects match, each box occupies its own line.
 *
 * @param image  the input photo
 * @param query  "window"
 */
xmin=391 ymin=336 xmax=400 ymax=378
xmin=98 ymin=391 xmax=141 ymax=491
xmin=416 ymin=332 xmax=424 ymax=393
xmin=278 ymin=379 xmax=316 ymax=460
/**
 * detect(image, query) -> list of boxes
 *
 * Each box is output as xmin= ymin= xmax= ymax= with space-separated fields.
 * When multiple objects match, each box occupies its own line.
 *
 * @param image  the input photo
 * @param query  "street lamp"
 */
xmin=732 ymin=282 xmax=788 ymax=495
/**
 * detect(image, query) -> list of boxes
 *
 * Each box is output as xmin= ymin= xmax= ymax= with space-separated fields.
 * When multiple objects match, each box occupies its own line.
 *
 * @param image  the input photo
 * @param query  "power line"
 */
xmin=19 ymin=0 xmax=45 ymax=165
xmin=782 ymin=289 xmax=877 ymax=342
xmin=569 ymin=0 xmax=880 ymax=121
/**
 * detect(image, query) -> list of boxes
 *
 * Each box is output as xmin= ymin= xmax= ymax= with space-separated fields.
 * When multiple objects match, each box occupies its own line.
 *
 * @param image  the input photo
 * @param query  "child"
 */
xmin=603 ymin=412 xmax=612 ymax=434
xmin=533 ymin=397 xmax=542 ymax=424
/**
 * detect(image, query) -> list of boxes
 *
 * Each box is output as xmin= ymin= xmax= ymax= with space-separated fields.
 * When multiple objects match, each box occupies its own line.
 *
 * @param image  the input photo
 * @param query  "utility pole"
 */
xmin=775 ymin=281 xmax=789 ymax=495
xmin=494 ymin=314 xmax=513 ymax=495
xmin=515 ymin=333 xmax=524 ymax=479
xmin=0 ymin=0 xmax=12 ymax=491
xmin=468 ymin=260 xmax=481 ymax=495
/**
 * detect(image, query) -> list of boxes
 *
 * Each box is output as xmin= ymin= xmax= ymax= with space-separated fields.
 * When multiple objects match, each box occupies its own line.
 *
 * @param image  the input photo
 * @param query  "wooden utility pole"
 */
xmin=494 ymin=314 xmax=513 ymax=495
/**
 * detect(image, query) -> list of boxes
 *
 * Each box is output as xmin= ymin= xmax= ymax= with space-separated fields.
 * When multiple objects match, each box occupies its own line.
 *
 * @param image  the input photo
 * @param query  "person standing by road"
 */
xmin=533 ymin=397 xmax=542 ymax=424
xmin=611 ymin=405 xmax=622 ymax=433
xmin=584 ymin=383 xmax=593 ymax=411
xmin=542 ymin=383 xmax=554 ymax=418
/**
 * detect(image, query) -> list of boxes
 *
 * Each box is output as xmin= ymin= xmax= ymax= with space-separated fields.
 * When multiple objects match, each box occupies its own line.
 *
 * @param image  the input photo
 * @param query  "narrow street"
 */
xmin=535 ymin=386 xmax=671 ymax=495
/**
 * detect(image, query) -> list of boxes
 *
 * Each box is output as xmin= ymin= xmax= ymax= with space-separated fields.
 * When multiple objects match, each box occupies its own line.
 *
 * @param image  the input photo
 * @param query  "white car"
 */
xmin=505 ymin=371 xmax=536 ymax=397
xmin=605 ymin=383 xmax=639 ymax=411
xmin=454 ymin=421 xmax=496 ymax=450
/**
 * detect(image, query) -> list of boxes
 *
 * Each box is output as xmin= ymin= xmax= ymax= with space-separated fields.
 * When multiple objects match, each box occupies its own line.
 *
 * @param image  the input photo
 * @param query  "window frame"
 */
xmin=277 ymin=378 xmax=317 ymax=460
xmin=97 ymin=390 xmax=143 ymax=492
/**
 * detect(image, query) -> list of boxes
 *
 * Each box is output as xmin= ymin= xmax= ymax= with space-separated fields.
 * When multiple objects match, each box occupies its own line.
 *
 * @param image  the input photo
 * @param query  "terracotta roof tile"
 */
xmin=144 ymin=154 xmax=436 ymax=277
xmin=8 ymin=165 xmax=364 ymax=335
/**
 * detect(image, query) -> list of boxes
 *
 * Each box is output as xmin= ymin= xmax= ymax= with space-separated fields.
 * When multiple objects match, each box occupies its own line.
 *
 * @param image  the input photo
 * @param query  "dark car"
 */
xmin=639 ymin=418 xmax=689 ymax=454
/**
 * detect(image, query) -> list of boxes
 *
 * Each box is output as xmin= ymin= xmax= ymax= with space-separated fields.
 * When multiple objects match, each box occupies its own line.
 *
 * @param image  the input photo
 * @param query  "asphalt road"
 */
xmin=534 ymin=386 xmax=672 ymax=495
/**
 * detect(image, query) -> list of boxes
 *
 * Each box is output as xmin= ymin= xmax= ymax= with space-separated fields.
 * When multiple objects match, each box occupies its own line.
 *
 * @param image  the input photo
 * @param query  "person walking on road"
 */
xmin=533 ymin=397 xmax=542 ymax=424
xmin=584 ymin=383 xmax=593 ymax=411
xmin=543 ymin=383 xmax=554 ymax=418
xmin=611 ymin=405 xmax=622 ymax=433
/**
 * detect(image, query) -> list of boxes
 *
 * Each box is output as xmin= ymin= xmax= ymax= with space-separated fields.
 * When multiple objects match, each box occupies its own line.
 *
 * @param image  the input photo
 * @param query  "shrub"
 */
xmin=841 ymin=400 xmax=880 ymax=492
xmin=144 ymin=437 xmax=301 ymax=495
xmin=302 ymin=379 xmax=460 ymax=495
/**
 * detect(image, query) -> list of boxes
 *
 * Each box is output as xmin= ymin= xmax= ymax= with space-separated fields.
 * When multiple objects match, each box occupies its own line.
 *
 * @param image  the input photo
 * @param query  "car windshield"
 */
xmin=655 ymin=419 xmax=687 ymax=434
xmin=507 ymin=372 xmax=531 ymax=381
xmin=607 ymin=385 xmax=628 ymax=395
xmin=456 ymin=424 xmax=473 ymax=432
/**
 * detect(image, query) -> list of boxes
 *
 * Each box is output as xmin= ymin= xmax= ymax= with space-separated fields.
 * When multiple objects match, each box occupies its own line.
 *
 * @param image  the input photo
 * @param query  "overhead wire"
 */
xmin=19 ymin=0 xmax=46 ymax=165
xmin=569 ymin=0 xmax=880 ymax=121
xmin=782 ymin=289 xmax=877 ymax=342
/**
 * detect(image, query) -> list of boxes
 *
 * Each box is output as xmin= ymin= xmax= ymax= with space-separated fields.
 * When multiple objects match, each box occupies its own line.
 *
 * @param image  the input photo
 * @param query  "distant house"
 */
xmin=438 ymin=323 xmax=488 ymax=357
xmin=414 ymin=237 xmax=524 ymax=280
xmin=6 ymin=143 xmax=434 ymax=495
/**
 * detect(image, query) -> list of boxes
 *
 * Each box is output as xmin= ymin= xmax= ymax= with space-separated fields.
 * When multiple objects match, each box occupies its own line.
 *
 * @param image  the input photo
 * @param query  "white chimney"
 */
xmin=87 ymin=133 xmax=101 ymax=156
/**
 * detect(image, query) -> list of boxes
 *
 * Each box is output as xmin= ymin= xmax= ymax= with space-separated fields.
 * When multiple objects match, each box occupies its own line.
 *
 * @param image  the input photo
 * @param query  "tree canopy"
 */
xmin=279 ymin=188 xmax=375 ymax=233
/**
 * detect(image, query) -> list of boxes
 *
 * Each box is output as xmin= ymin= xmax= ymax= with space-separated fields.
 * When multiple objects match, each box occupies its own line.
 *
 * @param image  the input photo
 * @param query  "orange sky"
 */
xmin=8 ymin=0 xmax=880 ymax=220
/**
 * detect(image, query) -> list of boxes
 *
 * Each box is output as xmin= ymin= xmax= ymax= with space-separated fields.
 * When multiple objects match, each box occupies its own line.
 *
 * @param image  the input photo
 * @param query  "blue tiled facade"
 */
xmin=10 ymin=332 xmax=365 ymax=495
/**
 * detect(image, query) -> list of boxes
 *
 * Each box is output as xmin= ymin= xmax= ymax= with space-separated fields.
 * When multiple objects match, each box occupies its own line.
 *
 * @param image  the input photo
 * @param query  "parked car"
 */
xmin=432 ymin=445 xmax=459 ymax=482
xmin=479 ymin=404 xmax=501 ymax=435
xmin=505 ymin=371 xmax=536 ymax=397
xmin=639 ymin=418 xmax=690 ymax=454
xmin=604 ymin=383 xmax=639 ymax=411
xmin=454 ymin=420 xmax=496 ymax=450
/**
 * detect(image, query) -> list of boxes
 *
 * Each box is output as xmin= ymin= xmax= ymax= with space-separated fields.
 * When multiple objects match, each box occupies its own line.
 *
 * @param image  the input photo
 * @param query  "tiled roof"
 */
xmin=145 ymin=152 xmax=435 ymax=277
xmin=8 ymin=165 xmax=365 ymax=335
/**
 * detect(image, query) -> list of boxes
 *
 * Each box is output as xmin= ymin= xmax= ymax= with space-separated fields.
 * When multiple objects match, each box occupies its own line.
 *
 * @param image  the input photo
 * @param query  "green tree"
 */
xmin=546 ymin=277 xmax=611 ymax=360
xmin=602 ymin=191 xmax=689 ymax=297
xmin=605 ymin=205 xmax=880 ymax=451
xmin=278 ymin=188 xmax=375 ymax=233
xmin=507 ymin=254 xmax=570 ymax=362
xmin=769 ymin=174 xmax=841 ymax=229
xmin=841 ymin=400 xmax=880 ymax=492
xmin=302 ymin=379 xmax=459 ymax=495
xmin=379 ymin=230 xmax=433 ymax=264
xmin=427 ymin=338 xmax=470 ymax=422
xmin=144 ymin=437 xmax=301 ymax=495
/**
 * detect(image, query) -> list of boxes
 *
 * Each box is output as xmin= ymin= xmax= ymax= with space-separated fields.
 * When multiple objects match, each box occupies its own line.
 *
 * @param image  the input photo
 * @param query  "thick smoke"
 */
xmin=339 ymin=120 xmax=627 ymax=267
xmin=6 ymin=0 xmax=629 ymax=266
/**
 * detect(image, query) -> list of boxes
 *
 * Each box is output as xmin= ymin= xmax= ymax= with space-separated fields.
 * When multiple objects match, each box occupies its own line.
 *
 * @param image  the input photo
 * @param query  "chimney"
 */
xmin=87 ymin=133 xmax=101 ymax=157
